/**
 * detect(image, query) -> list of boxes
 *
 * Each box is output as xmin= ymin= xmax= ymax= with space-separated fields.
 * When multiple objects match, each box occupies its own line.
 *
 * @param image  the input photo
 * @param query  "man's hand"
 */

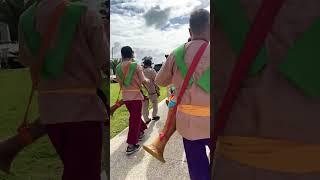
xmin=143 ymin=78 xmax=150 ymax=84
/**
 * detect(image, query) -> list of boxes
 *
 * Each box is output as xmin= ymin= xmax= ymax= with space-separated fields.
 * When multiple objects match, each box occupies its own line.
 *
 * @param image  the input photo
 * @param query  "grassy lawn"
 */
xmin=0 ymin=69 xmax=62 ymax=180
xmin=110 ymin=83 xmax=167 ymax=138
xmin=0 ymin=69 xmax=109 ymax=180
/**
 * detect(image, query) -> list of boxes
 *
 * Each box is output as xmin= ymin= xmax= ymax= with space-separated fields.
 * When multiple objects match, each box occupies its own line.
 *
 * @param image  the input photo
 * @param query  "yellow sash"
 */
xmin=178 ymin=104 xmax=210 ymax=117
xmin=217 ymin=136 xmax=320 ymax=173
xmin=39 ymin=88 xmax=96 ymax=94
xmin=122 ymin=89 xmax=141 ymax=92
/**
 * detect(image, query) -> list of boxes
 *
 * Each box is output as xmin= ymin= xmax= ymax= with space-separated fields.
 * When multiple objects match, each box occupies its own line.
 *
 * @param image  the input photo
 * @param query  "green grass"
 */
xmin=0 ymin=69 xmax=62 ymax=180
xmin=0 ymin=69 xmax=109 ymax=180
xmin=110 ymin=83 xmax=167 ymax=138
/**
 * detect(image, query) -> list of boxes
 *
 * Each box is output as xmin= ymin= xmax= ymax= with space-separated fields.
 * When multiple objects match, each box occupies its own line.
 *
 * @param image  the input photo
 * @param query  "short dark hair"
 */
xmin=143 ymin=59 xmax=152 ymax=67
xmin=189 ymin=9 xmax=209 ymax=34
xmin=121 ymin=46 xmax=134 ymax=59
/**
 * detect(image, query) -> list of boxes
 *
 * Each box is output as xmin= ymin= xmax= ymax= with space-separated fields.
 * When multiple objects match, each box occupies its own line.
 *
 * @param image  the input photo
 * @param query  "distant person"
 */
xmin=18 ymin=0 xmax=108 ymax=179
xmin=155 ymin=9 xmax=210 ymax=180
xmin=141 ymin=57 xmax=160 ymax=123
xmin=116 ymin=46 xmax=149 ymax=155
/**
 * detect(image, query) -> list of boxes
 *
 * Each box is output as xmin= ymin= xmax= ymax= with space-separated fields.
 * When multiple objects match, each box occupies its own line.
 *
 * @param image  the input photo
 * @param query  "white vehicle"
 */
xmin=110 ymin=68 xmax=117 ymax=83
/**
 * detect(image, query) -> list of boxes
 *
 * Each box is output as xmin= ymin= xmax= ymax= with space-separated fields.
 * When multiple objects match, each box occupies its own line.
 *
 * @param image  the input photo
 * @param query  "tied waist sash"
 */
xmin=39 ymin=88 xmax=96 ymax=94
xmin=177 ymin=104 xmax=210 ymax=117
xmin=216 ymin=136 xmax=320 ymax=173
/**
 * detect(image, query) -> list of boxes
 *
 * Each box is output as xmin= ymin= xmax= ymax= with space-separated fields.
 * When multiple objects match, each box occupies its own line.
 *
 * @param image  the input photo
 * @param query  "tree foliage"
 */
xmin=0 ymin=0 xmax=36 ymax=41
xmin=110 ymin=58 xmax=121 ymax=75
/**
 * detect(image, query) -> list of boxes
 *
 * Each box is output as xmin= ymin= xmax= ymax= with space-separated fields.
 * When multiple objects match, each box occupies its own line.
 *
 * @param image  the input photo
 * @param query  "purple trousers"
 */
xmin=46 ymin=121 xmax=102 ymax=180
xmin=183 ymin=138 xmax=211 ymax=180
xmin=124 ymin=100 xmax=147 ymax=145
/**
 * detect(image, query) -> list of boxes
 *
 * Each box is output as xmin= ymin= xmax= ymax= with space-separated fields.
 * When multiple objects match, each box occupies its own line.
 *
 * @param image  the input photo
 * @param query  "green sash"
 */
xmin=279 ymin=19 xmax=320 ymax=97
xmin=19 ymin=2 xmax=87 ymax=79
xmin=173 ymin=44 xmax=210 ymax=93
xmin=116 ymin=62 xmax=137 ymax=87
xmin=214 ymin=0 xmax=267 ymax=76
xmin=215 ymin=0 xmax=320 ymax=97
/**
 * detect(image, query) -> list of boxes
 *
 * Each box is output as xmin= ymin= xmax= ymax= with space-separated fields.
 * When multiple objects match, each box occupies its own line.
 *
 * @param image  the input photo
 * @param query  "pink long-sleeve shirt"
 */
xmin=156 ymin=40 xmax=210 ymax=140
xmin=19 ymin=0 xmax=108 ymax=124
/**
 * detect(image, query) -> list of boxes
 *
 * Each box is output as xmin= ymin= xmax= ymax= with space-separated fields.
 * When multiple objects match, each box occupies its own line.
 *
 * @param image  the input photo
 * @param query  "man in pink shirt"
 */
xmin=156 ymin=9 xmax=210 ymax=180
xmin=141 ymin=57 xmax=160 ymax=123
xmin=18 ymin=0 xmax=108 ymax=179
xmin=116 ymin=46 xmax=149 ymax=155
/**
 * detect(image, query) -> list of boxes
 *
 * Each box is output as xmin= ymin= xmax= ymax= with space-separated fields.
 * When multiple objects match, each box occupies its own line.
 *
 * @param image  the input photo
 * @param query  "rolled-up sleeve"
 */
xmin=155 ymin=53 xmax=175 ymax=87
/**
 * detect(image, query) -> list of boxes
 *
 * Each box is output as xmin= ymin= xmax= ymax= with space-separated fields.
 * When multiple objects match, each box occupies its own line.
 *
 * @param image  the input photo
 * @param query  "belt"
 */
xmin=217 ymin=136 xmax=320 ymax=173
xmin=177 ymin=104 xmax=210 ymax=117
xmin=122 ymin=89 xmax=141 ymax=92
xmin=39 ymin=88 xmax=96 ymax=94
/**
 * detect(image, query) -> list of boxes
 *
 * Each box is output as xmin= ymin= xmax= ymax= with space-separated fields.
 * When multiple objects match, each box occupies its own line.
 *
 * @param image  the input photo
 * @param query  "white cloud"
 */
xmin=110 ymin=0 xmax=210 ymax=64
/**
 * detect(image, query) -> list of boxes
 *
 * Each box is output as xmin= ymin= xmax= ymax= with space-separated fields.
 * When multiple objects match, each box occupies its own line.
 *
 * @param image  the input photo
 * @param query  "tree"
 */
xmin=110 ymin=58 xmax=121 ymax=75
xmin=0 ymin=0 xmax=36 ymax=41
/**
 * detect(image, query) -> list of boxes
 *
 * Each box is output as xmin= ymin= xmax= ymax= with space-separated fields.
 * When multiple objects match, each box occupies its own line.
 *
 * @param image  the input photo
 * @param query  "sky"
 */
xmin=110 ymin=0 xmax=210 ymax=64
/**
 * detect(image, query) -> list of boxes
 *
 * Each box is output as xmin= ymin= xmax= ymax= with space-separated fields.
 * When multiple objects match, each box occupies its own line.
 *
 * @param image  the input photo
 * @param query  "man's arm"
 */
xmin=84 ymin=10 xmax=109 ymax=72
xmin=137 ymin=65 xmax=149 ymax=84
xmin=155 ymin=53 xmax=175 ymax=87
xmin=18 ymin=22 xmax=31 ymax=67
xmin=18 ymin=21 xmax=40 ymax=83
xmin=151 ymin=68 xmax=157 ymax=81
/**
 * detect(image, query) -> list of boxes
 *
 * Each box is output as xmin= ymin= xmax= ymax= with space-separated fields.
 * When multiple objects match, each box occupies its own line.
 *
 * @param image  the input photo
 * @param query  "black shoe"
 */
xmin=126 ymin=144 xmax=141 ymax=155
xmin=145 ymin=118 xmax=152 ymax=124
xmin=139 ymin=132 xmax=145 ymax=141
xmin=152 ymin=116 xmax=160 ymax=121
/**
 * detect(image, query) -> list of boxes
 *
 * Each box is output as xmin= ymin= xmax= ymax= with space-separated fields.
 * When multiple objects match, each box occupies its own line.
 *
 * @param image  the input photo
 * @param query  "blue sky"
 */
xmin=110 ymin=0 xmax=210 ymax=64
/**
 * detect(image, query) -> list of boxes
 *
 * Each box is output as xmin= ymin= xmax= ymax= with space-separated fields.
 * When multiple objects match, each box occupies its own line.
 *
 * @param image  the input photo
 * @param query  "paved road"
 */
xmin=109 ymin=100 xmax=189 ymax=180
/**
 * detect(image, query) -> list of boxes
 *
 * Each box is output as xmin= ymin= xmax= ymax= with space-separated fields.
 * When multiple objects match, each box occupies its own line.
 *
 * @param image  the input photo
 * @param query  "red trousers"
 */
xmin=46 ymin=121 xmax=103 ymax=180
xmin=124 ymin=100 xmax=147 ymax=145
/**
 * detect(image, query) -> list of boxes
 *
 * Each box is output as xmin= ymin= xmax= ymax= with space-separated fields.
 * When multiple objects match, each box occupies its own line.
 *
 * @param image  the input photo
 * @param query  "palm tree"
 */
xmin=0 ymin=0 xmax=36 ymax=41
xmin=110 ymin=58 xmax=121 ymax=75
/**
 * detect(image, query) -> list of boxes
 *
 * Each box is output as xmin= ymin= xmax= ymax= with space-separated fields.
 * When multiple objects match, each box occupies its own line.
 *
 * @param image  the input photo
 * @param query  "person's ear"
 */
xmin=189 ymin=28 xmax=192 ymax=38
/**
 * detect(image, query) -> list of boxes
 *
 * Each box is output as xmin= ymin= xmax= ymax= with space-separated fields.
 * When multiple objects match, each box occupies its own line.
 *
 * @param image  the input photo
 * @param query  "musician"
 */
xmin=141 ymin=57 xmax=160 ymax=123
xmin=18 ymin=0 xmax=108 ymax=179
xmin=213 ymin=0 xmax=320 ymax=179
xmin=155 ymin=9 xmax=210 ymax=180
xmin=116 ymin=46 xmax=149 ymax=155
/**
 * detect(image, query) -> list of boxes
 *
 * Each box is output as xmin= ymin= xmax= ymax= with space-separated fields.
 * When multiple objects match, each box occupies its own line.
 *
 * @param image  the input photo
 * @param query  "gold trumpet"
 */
xmin=143 ymin=108 xmax=176 ymax=163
